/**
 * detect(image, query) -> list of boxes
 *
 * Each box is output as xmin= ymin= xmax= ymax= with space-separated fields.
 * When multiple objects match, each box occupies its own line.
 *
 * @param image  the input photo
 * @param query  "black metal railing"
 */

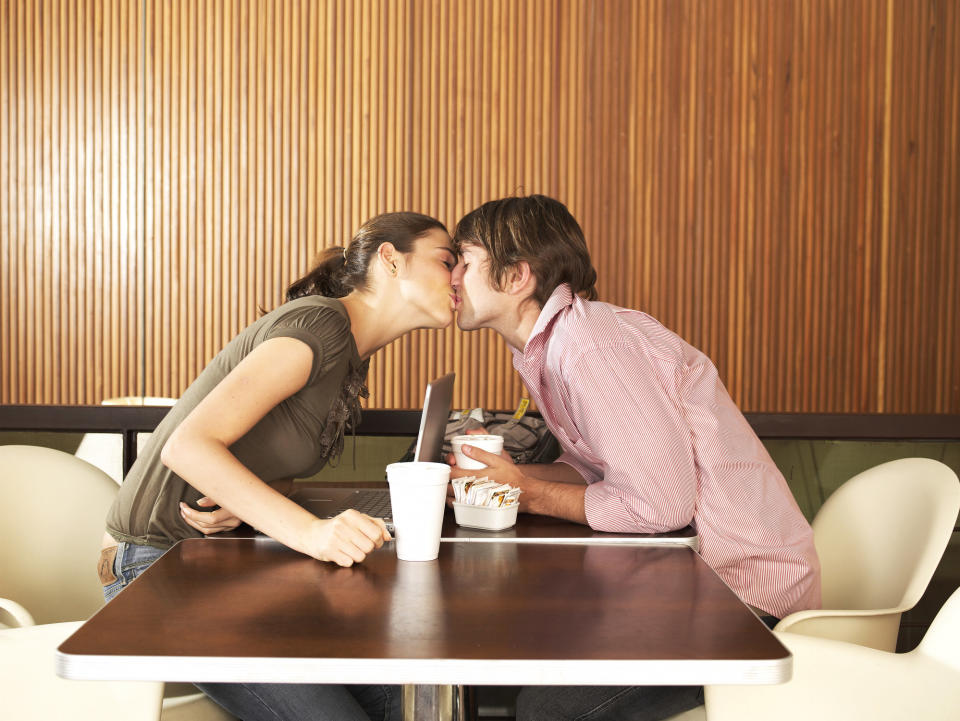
xmin=1 ymin=404 xmax=958 ymax=476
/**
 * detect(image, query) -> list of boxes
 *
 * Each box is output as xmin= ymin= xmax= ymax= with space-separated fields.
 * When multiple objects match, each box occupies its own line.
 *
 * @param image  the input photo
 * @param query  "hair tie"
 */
xmin=342 ymin=246 xmax=348 ymax=260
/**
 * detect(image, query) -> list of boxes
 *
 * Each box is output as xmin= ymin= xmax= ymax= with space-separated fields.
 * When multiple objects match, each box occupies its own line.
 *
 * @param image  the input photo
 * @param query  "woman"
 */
xmin=98 ymin=212 xmax=458 ymax=721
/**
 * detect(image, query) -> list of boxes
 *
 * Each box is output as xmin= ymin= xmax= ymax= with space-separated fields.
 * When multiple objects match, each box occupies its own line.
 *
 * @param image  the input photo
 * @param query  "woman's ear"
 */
xmin=377 ymin=242 xmax=399 ymax=277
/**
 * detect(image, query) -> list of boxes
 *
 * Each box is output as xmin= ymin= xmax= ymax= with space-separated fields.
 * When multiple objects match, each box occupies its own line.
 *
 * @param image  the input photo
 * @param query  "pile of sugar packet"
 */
xmin=451 ymin=477 xmax=521 ymax=507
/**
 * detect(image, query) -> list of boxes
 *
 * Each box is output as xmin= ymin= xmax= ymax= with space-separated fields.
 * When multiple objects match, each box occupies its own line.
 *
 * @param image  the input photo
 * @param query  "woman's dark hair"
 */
xmin=286 ymin=212 xmax=447 ymax=300
xmin=452 ymin=195 xmax=597 ymax=308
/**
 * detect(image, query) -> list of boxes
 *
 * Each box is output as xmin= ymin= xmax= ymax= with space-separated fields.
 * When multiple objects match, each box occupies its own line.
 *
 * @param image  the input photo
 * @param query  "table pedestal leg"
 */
xmin=402 ymin=684 xmax=470 ymax=721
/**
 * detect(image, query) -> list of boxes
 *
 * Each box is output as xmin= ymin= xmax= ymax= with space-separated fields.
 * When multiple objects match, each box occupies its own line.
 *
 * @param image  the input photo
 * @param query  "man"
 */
xmin=449 ymin=194 xmax=820 ymax=721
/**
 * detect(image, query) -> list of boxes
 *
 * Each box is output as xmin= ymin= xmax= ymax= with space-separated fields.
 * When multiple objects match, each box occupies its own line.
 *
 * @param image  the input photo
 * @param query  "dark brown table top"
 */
xmin=58 ymin=539 xmax=790 ymax=686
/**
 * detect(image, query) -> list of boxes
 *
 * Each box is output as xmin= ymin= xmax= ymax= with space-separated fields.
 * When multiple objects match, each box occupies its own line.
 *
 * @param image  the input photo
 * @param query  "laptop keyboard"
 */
xmin=334 ymin=490 xmax=393 ymax=520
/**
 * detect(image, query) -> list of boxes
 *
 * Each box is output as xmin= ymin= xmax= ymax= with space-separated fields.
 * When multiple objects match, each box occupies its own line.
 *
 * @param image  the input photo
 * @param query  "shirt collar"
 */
xmin=519 ymin=283 xmax=575 ymax=357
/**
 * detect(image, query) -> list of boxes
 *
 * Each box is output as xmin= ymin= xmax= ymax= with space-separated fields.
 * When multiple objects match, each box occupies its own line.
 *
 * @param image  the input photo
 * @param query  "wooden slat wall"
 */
xmin=2 ymin=0 xmax=958 ymax=412
xmin=1 ymin=0 xmax=143 ymax=405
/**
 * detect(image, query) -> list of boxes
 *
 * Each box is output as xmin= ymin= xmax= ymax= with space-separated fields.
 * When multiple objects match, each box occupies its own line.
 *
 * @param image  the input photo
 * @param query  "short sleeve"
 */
xmin=260 ymin=304 xmax=353 ymax=386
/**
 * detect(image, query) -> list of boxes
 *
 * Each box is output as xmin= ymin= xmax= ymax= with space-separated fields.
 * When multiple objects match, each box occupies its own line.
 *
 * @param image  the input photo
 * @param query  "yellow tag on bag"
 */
xmin=512 ymin=398 xmax=530 ymax=420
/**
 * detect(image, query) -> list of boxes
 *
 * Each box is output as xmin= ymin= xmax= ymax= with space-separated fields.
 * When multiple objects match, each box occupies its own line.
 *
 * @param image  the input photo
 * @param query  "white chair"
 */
xmin=0 ymin=620 xmax=164 ymax=720
xmin=0 ymin=596 xmax=35 ymax=629
xmin=774 ymin=457 xmax=960 ymax=651
xmin=74 ymin=396 xmax=177 ymax=483
xmin=704 ymin=585 xmax=960 ymax=720
xmin=0 ymin=445 xmax=119 ymax=625
xmin=663 ymin=457 xmax=960 ymax=721
xmin=0 ymin=445 xmax=235 ymax=721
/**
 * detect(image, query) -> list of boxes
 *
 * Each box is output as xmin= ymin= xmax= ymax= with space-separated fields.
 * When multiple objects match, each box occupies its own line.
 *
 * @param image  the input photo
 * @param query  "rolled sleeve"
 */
xmin=565 ymin=348 xmax=698 ymax=534
xmin=556 ymin=450 xmax=601 ymax=484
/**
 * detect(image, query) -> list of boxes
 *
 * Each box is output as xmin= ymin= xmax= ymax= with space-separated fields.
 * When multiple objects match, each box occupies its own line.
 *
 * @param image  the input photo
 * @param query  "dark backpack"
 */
xmin=399 ymin=406 xmax=561 ymax=465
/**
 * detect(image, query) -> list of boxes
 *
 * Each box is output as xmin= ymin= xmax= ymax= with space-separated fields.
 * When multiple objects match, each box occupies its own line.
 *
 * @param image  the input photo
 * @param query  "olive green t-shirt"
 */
xmin=106 ymin=296 xmax=369 ymax=549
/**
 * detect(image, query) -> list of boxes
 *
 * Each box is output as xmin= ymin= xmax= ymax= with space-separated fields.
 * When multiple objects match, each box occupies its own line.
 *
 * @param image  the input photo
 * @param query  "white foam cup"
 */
xmin=450 ymin=434 xmax=505 ymax=470
xmin=385 ymin=462 xmax=451 ymax=561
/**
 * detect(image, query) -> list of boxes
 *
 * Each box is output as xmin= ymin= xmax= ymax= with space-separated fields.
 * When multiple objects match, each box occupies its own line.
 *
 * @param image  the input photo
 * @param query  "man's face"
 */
xmin=451 ymin=244 xmax=509 ymax=332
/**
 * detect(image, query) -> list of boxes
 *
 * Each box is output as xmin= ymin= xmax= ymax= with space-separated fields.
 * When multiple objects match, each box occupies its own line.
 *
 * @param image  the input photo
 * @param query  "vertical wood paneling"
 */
xmin=1 ymin=0 xmax=142 ymax=404
xmin=1 ymin=0 xmax=958 ymax=412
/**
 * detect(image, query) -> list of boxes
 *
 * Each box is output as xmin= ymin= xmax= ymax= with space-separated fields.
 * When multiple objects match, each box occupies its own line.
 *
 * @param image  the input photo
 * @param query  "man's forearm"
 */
xmin=521 ymin=460 xmax=586 ymax=484
xmin=521 ymin=475 xmax=588 ymax=525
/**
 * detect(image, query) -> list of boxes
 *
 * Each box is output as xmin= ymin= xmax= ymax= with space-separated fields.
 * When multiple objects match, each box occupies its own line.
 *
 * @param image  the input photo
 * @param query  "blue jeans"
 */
xmin=102 ymin=541 xmax=167 ymax=602
xmin=101 ymin=540 xmax=402 ymax=721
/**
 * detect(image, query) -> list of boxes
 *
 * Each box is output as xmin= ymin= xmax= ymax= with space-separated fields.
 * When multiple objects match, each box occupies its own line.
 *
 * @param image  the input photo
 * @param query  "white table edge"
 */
xmin=440 ymin=536 xmax=699 ymax=550
xmin=56 ymin=651 xmax=790 ymax=686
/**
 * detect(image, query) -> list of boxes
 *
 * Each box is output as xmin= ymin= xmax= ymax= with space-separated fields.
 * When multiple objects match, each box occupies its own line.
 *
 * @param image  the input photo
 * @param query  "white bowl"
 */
xmin=452 ymin=501 xmax=519 ymax=531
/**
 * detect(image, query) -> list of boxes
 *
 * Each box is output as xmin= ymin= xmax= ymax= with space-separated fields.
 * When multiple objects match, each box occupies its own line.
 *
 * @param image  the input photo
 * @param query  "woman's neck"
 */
xmin=338 ymin=290 xmax=413 ymax=360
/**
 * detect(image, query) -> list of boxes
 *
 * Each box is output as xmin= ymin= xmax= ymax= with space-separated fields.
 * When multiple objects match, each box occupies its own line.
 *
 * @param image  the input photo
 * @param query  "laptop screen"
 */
xmin=413 ymin=372 xmax=456 ymax=462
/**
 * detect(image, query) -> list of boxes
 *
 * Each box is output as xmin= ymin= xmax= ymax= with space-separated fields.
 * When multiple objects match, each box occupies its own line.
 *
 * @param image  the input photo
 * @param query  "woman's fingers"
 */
xmin=179 ymin=502 xmax=243 ymax=535
xmin=309 ymin=511 xmax=393 ymax=565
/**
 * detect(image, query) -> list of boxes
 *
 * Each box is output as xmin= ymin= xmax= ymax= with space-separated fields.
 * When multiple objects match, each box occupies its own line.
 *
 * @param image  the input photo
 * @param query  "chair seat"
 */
xmin=662 ymin=705 xmax=706 ymax=721
xmin=0 ymin=621 xmax=163 ymax=721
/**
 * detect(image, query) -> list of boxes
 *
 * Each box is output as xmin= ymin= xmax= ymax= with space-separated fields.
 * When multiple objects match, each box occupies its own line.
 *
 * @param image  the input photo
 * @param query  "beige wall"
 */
xmin=2 ymin=0 xmax=958 ymax=411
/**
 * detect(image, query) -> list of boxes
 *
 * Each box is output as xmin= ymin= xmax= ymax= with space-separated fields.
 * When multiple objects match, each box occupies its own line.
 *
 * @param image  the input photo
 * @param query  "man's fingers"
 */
xmin=463 ymin=444 xmax=501 ymax=465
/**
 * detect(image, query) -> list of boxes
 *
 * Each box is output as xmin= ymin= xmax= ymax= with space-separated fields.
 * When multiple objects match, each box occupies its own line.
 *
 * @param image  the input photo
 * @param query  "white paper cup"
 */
xmin=450 ymin=434 xmax=505 ymax=470
xmin=385 ymin=462 xmax=450 ymax=561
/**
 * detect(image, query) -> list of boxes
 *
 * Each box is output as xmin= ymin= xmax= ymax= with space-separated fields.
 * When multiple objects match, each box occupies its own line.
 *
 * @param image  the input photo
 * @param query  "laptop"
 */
xmin=289 ymin=372 xmax=455 ymax=530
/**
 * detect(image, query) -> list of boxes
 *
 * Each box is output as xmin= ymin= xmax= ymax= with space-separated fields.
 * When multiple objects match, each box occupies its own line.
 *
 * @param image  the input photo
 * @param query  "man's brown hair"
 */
xmin=452 ymin=195 xmax=598 ymax=308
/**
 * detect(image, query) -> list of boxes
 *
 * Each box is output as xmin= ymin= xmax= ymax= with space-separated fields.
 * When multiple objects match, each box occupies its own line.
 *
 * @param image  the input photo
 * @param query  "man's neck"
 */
xmin=497 ymin=300 xmax=542 ymax=352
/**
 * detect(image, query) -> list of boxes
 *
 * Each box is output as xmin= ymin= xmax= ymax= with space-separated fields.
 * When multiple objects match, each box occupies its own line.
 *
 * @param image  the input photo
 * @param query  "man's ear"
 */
xmin=507 ymin=261 xmax=536 ymax=298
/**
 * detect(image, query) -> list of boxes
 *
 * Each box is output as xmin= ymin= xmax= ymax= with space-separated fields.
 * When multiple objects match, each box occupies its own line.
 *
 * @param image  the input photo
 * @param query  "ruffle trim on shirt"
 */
xmin=319 ymin=358 xmax=370 ymax=466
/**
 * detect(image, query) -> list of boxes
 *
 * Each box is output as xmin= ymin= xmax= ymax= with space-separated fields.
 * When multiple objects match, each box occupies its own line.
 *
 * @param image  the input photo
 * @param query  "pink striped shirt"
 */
xmin=512 ymin=284 xmax=821 ymax=618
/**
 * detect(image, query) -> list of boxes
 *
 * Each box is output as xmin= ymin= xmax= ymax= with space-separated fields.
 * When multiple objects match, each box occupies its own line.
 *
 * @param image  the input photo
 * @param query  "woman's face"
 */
xmin=396 ymin=228 xmax=458 ymax=328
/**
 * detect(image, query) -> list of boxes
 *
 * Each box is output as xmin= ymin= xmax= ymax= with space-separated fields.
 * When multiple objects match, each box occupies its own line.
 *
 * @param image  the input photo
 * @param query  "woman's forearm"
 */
xmin=161 ymin=434 xmax=317 ymax=556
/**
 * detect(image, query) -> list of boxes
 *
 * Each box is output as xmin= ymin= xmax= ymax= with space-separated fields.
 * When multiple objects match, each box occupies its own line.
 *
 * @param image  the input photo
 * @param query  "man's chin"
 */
xmin=455 ymin=313 xmax=477 ymax=332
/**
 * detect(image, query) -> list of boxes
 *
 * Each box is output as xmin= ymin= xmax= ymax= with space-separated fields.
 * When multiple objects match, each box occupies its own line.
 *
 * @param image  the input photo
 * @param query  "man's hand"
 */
xmin=448 ymin=443 xmax=588 ymax=524
xmin=448 ymin=442 xmax=545 ymax=512
xmin=180 ymin=497 xmax=244 ymax=535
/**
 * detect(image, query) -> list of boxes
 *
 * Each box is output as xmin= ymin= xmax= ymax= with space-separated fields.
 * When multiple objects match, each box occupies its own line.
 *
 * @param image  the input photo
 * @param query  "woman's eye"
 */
xmin=443 ymin=260 xmax=454 ymax=270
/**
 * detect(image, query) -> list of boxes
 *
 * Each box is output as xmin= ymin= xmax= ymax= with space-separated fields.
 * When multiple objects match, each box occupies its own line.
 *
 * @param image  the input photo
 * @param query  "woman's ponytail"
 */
xmin=286 ymin=247 xmax=351 ymax=300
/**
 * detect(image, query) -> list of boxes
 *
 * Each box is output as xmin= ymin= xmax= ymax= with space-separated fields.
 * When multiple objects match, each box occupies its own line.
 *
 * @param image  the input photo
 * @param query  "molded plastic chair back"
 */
xmin=0 ymin=446 xmax=234 ymax=720
xmin=0 ymin=621 xmax=163 ymax=721
xmin=0 ymin=445 xmax=118 ymax=625
xmin=704 ymin=586 xmax=960 ymax=721
xmin=775 ymin=457 xmax=959 ymax=651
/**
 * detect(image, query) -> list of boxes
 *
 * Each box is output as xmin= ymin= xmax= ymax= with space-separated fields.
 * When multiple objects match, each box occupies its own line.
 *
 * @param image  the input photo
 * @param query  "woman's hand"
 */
xmin=304 ymin=510 xmax=392 ymax=567
xmin=179 ymin=497 xmax=243 ymax=535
